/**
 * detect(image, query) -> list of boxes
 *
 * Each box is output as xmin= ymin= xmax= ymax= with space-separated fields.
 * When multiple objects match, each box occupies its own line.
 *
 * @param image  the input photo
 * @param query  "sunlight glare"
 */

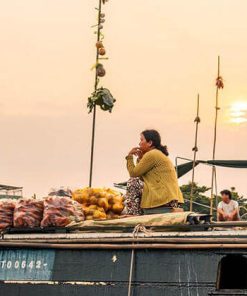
xmin=229 ymin=101 xmax=247 ymax=124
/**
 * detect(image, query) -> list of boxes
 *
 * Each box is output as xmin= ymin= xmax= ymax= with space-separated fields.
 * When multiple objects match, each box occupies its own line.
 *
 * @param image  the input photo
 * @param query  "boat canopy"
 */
xmin=177 ymin=159 xmax=247 ymax=178
xmin=0 ymin=184 xmax=23 ymax=191
xmin=0 ymin=184 xmax=23 ymax=199
xmin=199 ymin=160 xmax=247 ymax=168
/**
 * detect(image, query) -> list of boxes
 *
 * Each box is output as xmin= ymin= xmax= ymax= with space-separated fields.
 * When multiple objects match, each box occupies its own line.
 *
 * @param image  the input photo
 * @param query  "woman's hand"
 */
xmin=128 ymin=147 xmax=141 ymax=155
xmin=128 ymin=147 xmax=143 ymax=160
xmin=135 ymin=149 xmax=143 ymax=161
xmin=128 ymin=147 xmax=139 ymax=156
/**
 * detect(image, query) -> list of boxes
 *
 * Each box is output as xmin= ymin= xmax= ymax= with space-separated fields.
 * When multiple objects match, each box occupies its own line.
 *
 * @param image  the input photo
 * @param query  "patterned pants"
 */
xmin=124 ymin=178 xmax=144 ymax=215
xmin=124 ymin=177 xmax=179 ymax=215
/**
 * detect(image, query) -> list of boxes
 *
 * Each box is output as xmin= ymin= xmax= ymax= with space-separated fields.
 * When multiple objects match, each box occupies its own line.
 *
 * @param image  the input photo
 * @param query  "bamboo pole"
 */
xmin=89 ymin=0 xmax=102 ymax=187
xmin=210 ymin=56 xmax=223 ymax=215
xmin=190 ymin=94 xmax=200 ymax=211
xmin=4 ymin=237 xmax=247 ymax=244
xmin=1 ymin=241 xmax=247 ymax=250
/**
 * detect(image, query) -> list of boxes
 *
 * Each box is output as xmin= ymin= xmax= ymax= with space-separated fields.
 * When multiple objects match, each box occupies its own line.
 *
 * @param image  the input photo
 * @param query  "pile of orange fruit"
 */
xmin=72 ymin=188 xmax=124 ymax=220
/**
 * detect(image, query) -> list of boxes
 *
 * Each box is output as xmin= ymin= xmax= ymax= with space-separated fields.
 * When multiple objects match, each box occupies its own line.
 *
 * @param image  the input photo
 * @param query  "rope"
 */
xmin=214 ymin=169 xmax=218 ymax=208
xmin=127 ymin=224 xmax=149 ymax=296
xmin=133 ymin=224 xmax=149 ymax=237
xmin=184 ymin=198 xmax=217 ymax=211
xmin=127 ymin=249 xmax=135 ymax=296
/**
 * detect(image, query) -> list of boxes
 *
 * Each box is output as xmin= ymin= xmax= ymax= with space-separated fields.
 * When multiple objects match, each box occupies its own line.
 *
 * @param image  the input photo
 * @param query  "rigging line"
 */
xmin=214 ymin=168 xmax=218 ymax=208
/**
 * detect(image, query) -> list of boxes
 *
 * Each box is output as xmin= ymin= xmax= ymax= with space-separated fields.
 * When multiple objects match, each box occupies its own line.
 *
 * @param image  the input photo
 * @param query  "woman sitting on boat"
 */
xmin=124 ymin=129 xmax=184 ymax=215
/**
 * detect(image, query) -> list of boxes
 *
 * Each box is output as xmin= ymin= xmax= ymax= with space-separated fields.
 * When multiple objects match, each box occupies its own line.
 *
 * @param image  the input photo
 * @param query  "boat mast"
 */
xmin=190 ymin=94 xmax=200 ymax=211
xmin=210 ymin=56 xmax=224 ymax=215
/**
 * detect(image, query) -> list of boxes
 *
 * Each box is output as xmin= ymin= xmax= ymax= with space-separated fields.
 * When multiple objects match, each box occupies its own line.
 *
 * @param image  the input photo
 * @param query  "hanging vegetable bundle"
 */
xmin=87 ymin=87 xmax=116 ymax=113
xmin=87 ymin=0 xmax=116 ymax=113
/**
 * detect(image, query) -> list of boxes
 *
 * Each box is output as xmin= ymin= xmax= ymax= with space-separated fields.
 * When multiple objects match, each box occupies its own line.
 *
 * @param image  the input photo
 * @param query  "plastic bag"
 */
xmin=41 ymin=196 xmax=84 ymax=227
xmin=13 ymin=199 xmax=44 ymax=228
xmin=48 ymin=187 xmax=72 ymax=198
xmin=0 ymin=199 xmax=16 ymax=230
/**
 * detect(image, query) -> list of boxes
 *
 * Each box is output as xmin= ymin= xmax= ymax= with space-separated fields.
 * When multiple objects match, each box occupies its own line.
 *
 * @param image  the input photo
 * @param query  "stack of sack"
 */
xmin=0 ymin=196 xmax=84 ymax=230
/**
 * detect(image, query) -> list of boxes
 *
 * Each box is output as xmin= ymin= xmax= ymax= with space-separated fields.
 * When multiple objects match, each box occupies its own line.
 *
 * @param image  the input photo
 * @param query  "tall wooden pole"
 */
xmin=210 ymin=56 xmax=223 ymax=215
xmin=89 ymin=0 xmax=103 ymax=187
xmin=190 ymin=94 xmax=200 ymax=211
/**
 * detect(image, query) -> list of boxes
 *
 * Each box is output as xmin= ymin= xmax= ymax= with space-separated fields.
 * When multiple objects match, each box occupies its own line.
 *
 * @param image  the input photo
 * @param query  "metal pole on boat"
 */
xmin=210 ymin=56 xmax=224 ymax=216
xmin=88 ymin=0 xmax=115 ymax=187
xmin=89 ymin=0 xmax=103 ymax=187
xmin=190 ymin=94 xmax=200 ymax=211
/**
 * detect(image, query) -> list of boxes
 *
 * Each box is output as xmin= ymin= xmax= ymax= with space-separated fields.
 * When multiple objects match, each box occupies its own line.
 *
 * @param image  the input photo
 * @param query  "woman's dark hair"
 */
xmin=142 ymin=129 xmax=169 ymax=156
xmin=220 ymin=189 xmax=232 ymax=200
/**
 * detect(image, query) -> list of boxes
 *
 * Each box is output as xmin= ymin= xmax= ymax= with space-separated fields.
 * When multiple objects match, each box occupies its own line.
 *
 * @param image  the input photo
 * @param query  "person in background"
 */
xmin=217 ymin=189 xmax=240 ymax=221
xmin=124 ymin=129 xmax=184 ymax=215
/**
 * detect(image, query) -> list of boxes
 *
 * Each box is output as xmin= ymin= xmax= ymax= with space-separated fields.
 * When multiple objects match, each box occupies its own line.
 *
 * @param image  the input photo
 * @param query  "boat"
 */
xmin=1 ymin=0 xmax=246 ymax=294
xmin=1 ymin=213 xmax=247 ymax=296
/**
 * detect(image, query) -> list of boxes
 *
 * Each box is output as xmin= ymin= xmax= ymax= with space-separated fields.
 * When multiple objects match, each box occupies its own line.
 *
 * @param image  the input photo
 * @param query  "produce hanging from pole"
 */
xmin=210 ymin=56 xmax=224 ymax=216
xmin=87 ymin=0 xmax=116 ymax=188
xmin=87 ymin=0 xmax=116 ymax=113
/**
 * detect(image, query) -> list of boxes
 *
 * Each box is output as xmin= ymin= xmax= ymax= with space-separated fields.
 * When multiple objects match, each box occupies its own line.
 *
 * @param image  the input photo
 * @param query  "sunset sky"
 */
xmin=0 ymin=0 xmax=247 ymax=198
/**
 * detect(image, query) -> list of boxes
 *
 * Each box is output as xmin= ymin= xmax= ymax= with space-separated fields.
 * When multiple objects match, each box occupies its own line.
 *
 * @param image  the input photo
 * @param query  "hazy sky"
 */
xmin=1 ymin=0 xmax=247 ymax=198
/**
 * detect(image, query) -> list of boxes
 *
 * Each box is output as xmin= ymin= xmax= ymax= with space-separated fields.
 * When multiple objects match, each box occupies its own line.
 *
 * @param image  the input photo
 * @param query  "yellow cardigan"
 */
xmin=126 ymin=149 xmax=184 ymax=209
